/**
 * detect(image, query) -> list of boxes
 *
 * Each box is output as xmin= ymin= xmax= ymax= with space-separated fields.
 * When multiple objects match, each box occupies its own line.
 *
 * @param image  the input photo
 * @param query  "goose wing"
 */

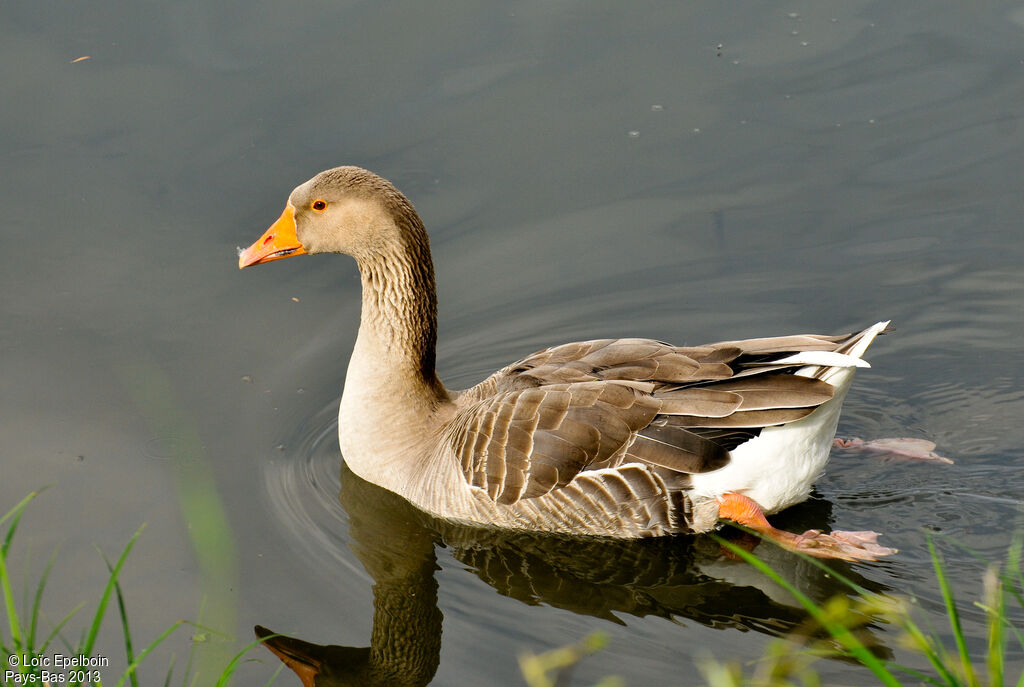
xmin=449 ymin=335 xmax=857 ymax=507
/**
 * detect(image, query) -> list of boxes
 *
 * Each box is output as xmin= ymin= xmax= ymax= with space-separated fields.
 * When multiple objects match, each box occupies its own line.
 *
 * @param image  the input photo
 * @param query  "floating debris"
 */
xmin=70 ymin=56 xmax=90 ymax=63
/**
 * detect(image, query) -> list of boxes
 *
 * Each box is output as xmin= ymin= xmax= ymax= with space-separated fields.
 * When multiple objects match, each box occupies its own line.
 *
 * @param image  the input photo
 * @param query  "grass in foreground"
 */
xmin=0 ymin=491 xmax=276 ymax=687
xmin=520 ymin=534 xmax=1024 ymax=687
xmin=6 ymin=486 xmax=1022 ymax=687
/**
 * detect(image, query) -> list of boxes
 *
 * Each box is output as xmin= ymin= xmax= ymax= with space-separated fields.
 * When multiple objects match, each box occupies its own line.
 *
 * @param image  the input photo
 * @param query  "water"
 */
xmin=2 ymin=1 xmax=1023 ymax=684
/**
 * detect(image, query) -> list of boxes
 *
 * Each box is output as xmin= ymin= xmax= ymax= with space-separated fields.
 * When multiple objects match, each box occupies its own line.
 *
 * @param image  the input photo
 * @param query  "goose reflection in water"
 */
xmin=256 ymin=463 xmax=891 ymax=686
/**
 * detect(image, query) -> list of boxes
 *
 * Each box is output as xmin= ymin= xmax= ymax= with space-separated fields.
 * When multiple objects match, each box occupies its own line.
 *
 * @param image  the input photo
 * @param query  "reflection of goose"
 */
xmin=257 ymin=473 xmax=441 ymax=686
xmin=257 ymin=465 xmax=891 ymax=685
xmin=240 ymin=166 xmax=893 ymax=560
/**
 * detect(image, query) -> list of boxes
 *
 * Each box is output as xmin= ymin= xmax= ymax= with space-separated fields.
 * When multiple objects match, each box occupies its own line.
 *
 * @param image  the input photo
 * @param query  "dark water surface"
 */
xmin=3 ymin=1 xmax=1023 ymax=684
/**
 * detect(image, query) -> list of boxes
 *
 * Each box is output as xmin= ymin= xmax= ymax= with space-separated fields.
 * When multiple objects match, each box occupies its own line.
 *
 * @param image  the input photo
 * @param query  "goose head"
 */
xmin=238 ymin=166 xmax=419 ymax=268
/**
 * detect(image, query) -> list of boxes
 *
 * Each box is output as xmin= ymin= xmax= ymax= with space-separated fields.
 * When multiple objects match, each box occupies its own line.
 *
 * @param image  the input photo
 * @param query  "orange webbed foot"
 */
xmin=783 ymin=528 xmax=897 ymax=561
xmin=716 ymin=492 xmax=896 ymax=561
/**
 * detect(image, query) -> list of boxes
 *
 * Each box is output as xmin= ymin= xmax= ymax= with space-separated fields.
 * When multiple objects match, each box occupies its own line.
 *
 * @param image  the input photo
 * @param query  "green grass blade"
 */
xmin=214 ymin=635 xmax=285 ymax=687
xmin=946 ymin=533 xmax=1024 ymax=613
xmin=0 ymin=491 xmax=40 ymax=530
xmin=120 ymin=362 xmax=239 ymax=684
xmin=1004 ymin=535 xmax=1024 ymax=614
xmin=101 ymin=552 xmax=139 ymax=687
xmin=0 ymin=493 xmax=36 ymax=659
xmin=975 ymin=599 xmax=1024 ymax=653
xmin=162 ymin=654 xmax=176 ymax=687
xmin=113 ymin=620 xmax=186 ymax=687
xmin=81 ymin=525 xmax=146 ymax=657
xmin=262 ymin=664 xmax=284 ymax=686
xmin=781 ymin=546 xmax=874 ymax=596
xmin=1001 ymin=613 xmax=1024 ymax=653
xmin=887 ymin=661 xmax=947 ymax=687
xmin=37 ymin=602 xmax=86 ymax=655
xmin=2 ymin=506 xmax=26 ymax=559
xmin=0 ymin=527 xmax=25 ymax=663
xmin=713 ymin=535 xmax=902 ymax=687
xmin=27 ymin=547 xmax=60 ymax=650
xmin=929 ymin=536 xmax=978 ymax=687
xmin=180 ymin=598 xmax=205 ymax=687
xmin=901 ymin=617 xmax=960 ymax=686
xmin=176 ymin=601 xmax=234 ymax=687
xmin=982 ymin=565 xmax=1005 ymax=687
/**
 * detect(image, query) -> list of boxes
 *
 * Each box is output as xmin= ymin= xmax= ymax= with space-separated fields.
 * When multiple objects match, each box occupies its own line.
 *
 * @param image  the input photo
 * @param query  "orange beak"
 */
xmin=238 ymin=205 xmax=307 ymax=268
xmin=254 ymin=626 xmax=322 ymax=687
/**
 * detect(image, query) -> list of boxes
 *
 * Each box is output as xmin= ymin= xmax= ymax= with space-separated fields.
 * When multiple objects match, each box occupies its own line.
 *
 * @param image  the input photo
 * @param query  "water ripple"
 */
xmin=261 ymin=399 xmax=371 ymax=585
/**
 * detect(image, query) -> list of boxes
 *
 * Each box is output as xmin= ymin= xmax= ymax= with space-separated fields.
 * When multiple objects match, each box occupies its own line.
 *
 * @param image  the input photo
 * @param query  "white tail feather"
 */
xmin=767 ymin=351 xmax=871 ymax=369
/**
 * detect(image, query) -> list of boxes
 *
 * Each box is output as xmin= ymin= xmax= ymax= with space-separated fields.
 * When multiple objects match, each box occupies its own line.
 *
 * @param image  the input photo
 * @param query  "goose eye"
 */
xmin=312 ymin=200 xmax=327 ymax=211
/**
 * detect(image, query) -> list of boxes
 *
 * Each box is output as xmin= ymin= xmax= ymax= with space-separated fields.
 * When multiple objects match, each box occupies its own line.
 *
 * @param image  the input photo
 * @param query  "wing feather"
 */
xmin=451 ymin=327 xmax=881 ymax=515
xmin=626 ymin=424 xmax=730 ymax=473
xmin=654 ymin=388 xmax=743 ymax=417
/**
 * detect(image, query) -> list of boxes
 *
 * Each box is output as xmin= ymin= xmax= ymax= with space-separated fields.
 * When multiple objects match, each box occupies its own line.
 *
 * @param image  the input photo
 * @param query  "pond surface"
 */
xmin=2 ymin=1 xmax=1023 ymax=684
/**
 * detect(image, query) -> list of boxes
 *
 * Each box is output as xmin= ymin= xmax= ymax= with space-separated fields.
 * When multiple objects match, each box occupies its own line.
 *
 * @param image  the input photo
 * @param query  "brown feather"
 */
xmin=710 ymin=334 xmax=844 ymax=352
xmin=599 ymin=362 xmax=658 ymax=380
xmin=708 ymin=374 xmax=835 ymax=410
xmin=654 ymin=388 xmax=743 ymax=417
xmin=692 ymin=363 xmax=735 ymax=380
xmin=685 ymin=427 xmax=762 ymax=452
xmin=581 ymin=341 xmax=664 ymax=367
xmin=627 ymin=424 xmax=731 ymax=473
xmin=649 ymin=356 xmax=702 ymax=381
xmin=695 ymin=346 xmax=743 ymax=364
xmin=665 ymin=407 xmax=816 ymax=428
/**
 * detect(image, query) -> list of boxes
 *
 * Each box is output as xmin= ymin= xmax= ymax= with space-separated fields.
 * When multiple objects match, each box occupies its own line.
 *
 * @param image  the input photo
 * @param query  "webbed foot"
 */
xmin=782 ymin=528 xmax=897 ymax=561
xmin=716 ymin=492 xmax=897 ymax=562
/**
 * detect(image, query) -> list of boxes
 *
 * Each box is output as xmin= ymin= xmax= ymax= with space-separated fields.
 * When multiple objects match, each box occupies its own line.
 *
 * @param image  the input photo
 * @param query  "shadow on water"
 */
xmin=256 ymin=405 xmax=894 ymax=686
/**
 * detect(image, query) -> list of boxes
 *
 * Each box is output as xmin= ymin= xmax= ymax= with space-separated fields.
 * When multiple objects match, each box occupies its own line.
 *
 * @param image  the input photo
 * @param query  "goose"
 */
xmin=239 ymin=166 xmax=896 ymax=561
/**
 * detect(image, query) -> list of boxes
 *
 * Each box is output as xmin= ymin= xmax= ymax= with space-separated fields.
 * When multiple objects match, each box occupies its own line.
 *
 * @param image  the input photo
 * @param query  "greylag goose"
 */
xmin=239 ymin=166 xmax=895 ymax=561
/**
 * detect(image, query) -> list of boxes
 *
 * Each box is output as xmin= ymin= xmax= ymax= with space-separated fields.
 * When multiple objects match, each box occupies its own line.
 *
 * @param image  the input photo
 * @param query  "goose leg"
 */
xmin=716 ymin=492 xmax=896 ymax=561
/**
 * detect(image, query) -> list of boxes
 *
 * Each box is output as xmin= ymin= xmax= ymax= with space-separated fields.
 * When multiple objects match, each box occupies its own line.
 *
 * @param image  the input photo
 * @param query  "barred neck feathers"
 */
xmin=356 ymin=209 xmax=438 ymax=381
